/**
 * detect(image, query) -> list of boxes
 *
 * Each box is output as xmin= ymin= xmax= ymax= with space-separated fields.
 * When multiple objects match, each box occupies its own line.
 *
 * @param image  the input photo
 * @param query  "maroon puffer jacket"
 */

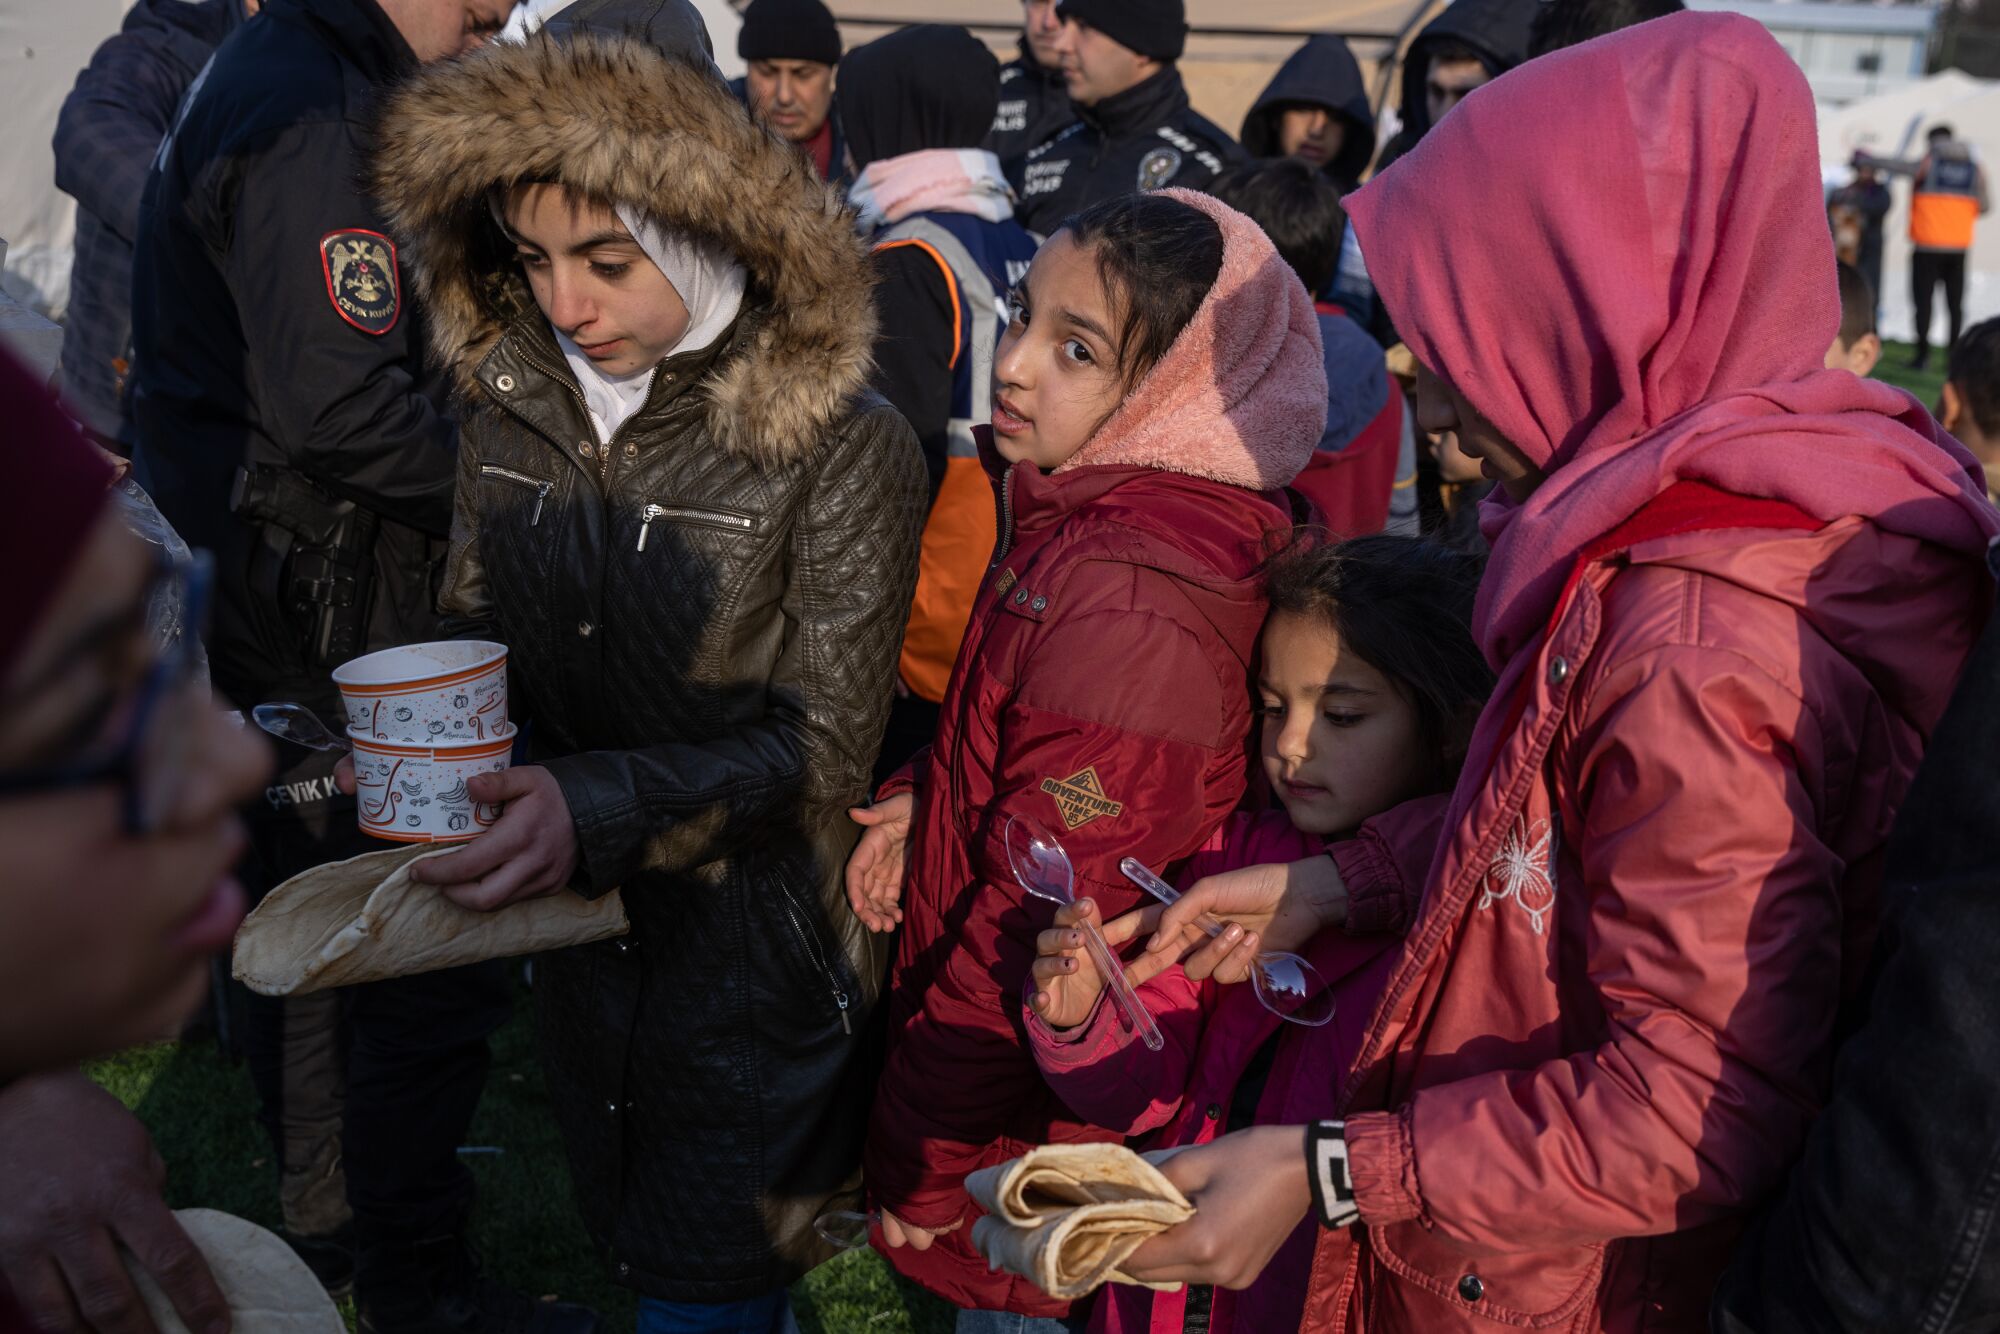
xmin=866 ymin=436 xmax=1293 ymax=1315
xmin=864 ymin=190 xmax=1329 ymax=1315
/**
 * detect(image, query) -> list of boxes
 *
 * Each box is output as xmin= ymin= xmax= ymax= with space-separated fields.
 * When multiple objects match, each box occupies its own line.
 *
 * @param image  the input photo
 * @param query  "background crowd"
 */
xmin=5 ymin=0 xmax=2000 ymax=1333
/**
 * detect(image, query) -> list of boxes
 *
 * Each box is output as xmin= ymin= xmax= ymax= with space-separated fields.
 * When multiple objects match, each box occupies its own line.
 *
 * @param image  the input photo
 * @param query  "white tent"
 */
xmin=1819 ymin=69 xmax=2000 ymax=346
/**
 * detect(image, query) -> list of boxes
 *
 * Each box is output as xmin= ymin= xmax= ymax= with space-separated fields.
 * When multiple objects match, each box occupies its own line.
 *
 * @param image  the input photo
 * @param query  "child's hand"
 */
xmin=879 ymin=1208 xmax=960 ymax=1251
xmin=1030 ymin=900 xmax=1174 ymax=1030
xmin=846 ymin=792 xmax=915 ymax=932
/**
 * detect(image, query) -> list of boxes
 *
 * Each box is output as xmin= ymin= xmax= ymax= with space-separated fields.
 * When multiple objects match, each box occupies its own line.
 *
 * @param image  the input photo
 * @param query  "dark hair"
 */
xmin=1264 ymin=533 xmax=1494 ymax=785
xmin=1948 ymin=317 xmax=2000 ymax=440
xmin=1204 ymin=158 xmax=1344 ymax=297
xmin=1058 ymin=193 xmax=1225 ymax=394
xmin=1835 ymin=260 xmax=1877 ymax=348
xmin=1930 ymin=124 xmax=1955 ymax=142
xmin=1425 ymin=38 xmax=1487 ymax=69
xmin=1527 ymin=0 xmax=1684 ymax=57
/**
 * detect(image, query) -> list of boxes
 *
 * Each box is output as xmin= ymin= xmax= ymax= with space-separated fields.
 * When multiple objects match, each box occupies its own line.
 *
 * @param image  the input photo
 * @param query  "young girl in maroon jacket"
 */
xmin=844 ymin=190 xmax=1328 ymax=1326
xmin=1021 ymin=534 xmax=1494 ymax=1334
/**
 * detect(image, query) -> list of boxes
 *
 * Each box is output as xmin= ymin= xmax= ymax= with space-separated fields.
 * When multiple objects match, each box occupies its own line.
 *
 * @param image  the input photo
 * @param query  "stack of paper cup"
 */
xmin=333 ymin=642 xmax=514 ymax=843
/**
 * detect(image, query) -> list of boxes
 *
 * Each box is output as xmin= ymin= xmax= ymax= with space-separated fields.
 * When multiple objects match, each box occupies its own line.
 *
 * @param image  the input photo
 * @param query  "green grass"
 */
xmin=85 ymin=992 xmax=955 ymax=1334
xmin=1873 ymin=338 xmax=1948 ymax=409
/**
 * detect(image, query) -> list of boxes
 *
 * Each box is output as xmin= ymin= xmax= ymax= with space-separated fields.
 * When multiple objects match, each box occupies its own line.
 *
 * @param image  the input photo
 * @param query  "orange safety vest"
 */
xmin=1912 ymin=153 xmax=1980 ymax=251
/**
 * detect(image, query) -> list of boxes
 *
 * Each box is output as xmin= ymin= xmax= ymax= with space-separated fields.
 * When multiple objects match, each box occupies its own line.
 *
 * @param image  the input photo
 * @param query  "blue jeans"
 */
xmin=953 ymin=1311 xmax=1084 ymax=1334
xmin=637 ymin=1293 xmax=799 ymax=1334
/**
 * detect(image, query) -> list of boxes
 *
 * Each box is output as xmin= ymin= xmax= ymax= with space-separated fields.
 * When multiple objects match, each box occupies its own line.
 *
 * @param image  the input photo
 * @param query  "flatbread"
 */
xmin=966 ymin=1143 xmax=1195 ymax=1300
xmin=233 ymin=845 xmax=628 ymax=996
xmin=126 ymin=1210 xmax=343 ymax=1334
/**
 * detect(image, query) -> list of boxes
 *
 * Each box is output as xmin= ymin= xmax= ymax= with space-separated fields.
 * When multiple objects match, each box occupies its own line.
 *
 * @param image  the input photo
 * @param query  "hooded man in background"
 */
xmin=1371 ymin=0 xmax=1537 ymax=173
xmin=1240 ymin=34 xmax=1376 ymax=195
xmin=732 ymin=0 xmax=849 ymax=185
xmin=1009 ymin=0 xmax=1242 ymax=235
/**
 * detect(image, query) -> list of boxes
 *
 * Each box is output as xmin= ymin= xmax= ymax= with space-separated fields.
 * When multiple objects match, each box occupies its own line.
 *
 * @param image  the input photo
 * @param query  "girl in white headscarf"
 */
xmin=372 ymin=8 xmax=927 ymax=1324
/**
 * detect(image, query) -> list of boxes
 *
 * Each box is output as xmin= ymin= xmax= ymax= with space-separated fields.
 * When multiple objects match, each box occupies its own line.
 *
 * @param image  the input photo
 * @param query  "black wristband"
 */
xmin=1307 ymin=1120 xmax=1361 ymax=1229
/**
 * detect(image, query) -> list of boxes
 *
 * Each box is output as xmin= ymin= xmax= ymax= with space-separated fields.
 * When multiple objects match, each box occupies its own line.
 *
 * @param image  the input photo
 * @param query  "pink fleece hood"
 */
xmin=1054 ymin=188 xmax=1327 ymax=492
xmin=1345 ymin=12 xmax=1998 ymax=667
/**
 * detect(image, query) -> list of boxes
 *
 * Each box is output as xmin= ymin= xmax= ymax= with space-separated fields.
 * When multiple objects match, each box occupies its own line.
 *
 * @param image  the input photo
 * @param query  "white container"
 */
xmin=351 ymin=724 xmax=517 ymax=844
xmin=333 ymin=641 xmax=507 ymax=743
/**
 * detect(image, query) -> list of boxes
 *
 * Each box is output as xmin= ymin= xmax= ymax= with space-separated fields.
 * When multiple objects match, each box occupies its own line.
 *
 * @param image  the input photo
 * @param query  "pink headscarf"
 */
xmin=1345 ymin=11 xmax=1998 ymax=668
xmin=1055 ymin=188 xmax=1327 ymax=493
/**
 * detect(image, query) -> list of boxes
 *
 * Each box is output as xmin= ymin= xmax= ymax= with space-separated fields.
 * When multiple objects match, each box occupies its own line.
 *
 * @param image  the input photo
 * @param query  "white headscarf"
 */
xmin=558 ymin=204 xmax=747 ymax=444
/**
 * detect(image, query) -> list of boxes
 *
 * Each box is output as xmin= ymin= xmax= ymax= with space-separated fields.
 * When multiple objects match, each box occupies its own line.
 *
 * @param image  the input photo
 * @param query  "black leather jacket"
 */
xmin=374 ymin=21 xmax=926 ymax=1301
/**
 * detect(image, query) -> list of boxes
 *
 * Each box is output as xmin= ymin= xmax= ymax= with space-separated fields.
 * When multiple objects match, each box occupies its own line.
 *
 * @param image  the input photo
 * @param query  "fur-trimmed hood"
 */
xmin=372 ymin=25 xmax=877 ymax=465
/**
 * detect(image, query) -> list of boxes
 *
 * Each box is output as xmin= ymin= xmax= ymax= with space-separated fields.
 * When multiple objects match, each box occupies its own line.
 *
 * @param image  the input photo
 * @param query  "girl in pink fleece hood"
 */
xmin=1105 ymin=13 xmax=1999 ymax=1333
xmin=850 ymin=190 xmax=1329 ymax=1323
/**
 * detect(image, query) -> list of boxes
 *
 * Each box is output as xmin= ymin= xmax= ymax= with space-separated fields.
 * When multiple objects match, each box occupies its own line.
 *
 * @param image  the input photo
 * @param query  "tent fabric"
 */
xmin=1819 ymin=69 xmax=1999 ymax=344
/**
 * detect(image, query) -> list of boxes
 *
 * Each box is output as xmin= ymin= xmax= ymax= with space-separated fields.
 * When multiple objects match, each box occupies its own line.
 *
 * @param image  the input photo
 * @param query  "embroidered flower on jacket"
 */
xmin=1478 ymin=817 xmax=1557 ymax=934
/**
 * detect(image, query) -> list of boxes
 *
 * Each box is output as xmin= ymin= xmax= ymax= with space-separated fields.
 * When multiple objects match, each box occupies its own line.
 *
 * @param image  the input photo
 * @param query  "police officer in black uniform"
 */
xmin=1009 ymin=0 xmax=1243 ymax=236
xmin=986 ymin=0 xmax=1073 ymax=168
xmin=128 ymin=1 xmax=594 ymax=1331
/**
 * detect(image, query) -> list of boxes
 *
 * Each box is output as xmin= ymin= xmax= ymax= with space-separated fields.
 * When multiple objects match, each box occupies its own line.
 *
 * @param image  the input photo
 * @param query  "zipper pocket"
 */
xmin=636 ymin=502 xmax=756 ymax=551
xmin=775 ymin=876 xmax=853 ymax=1035
xmin=478 ymin=464 xmax=554 ymax=525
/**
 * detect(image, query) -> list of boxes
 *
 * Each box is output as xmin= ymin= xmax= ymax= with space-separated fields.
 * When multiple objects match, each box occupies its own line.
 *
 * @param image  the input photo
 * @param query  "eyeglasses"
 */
xmin=0 ymin=550 xmax=214 ymax=835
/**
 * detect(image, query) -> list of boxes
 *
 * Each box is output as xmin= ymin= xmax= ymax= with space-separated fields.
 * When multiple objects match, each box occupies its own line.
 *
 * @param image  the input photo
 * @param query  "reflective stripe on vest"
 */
xmin=1912 ymin=155 xmax=1980 ymax=250
xmin=875 ymin=217 xmax=1015 ymax=702
xmin=875 ymin=217 xmax=1004 ymax=460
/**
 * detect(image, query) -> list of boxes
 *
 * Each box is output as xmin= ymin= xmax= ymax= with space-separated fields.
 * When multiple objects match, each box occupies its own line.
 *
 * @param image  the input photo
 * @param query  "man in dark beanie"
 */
xmin=732 ymin=0 xmax=848 ymax=183
xmin=1010 ymin=0 xmax=1242 ymax=234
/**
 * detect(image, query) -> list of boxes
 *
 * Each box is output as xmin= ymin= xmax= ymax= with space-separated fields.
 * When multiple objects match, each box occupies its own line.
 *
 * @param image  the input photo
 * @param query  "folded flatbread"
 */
xmin=966 ymin=1142 xmax=1195 ymax=1300
xmin=233 ymin=845 xmax=628 ymax=996
xmin=126 ymin=1209 xmax=344 ymax=1334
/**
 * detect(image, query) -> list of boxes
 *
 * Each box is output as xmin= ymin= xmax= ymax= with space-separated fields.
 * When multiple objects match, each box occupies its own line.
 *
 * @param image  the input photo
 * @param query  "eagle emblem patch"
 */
xmin=1040 ymin=768 xmax=1125 ymax=831
xmin=320 ymin=229 xmax=401 ymax=335
xmin=1136 ymin=147 xmax=1182 ymax=192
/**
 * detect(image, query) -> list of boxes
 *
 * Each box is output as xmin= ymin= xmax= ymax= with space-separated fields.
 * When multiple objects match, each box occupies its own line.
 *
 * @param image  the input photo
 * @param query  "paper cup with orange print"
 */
xmin=333 ymin=641 xmax=508 ymax=743
xmin=350 ymin=724 xmax=517 ymax=844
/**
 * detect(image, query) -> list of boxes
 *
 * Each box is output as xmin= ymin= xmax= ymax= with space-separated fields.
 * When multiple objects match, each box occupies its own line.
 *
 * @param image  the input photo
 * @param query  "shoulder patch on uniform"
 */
xmin=1040 ymin=767 xmax=1125 ymax=831
xmin=320 ymin=229 xmax=401 ymax=335
xmin=1137 ymin=146 xmax=1183 ymax=191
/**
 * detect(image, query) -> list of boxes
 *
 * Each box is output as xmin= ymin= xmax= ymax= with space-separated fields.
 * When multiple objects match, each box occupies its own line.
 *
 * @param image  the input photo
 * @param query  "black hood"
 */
xmin=541 ymin=0 xmax=719 ymax=70
xmin=1241 ymin=34 xmax=1375 ymax=184
xmin=836 ymin=23 xmax=999 ymax=171
xmin=1395 ymin=0 xmax=1539 ymax=141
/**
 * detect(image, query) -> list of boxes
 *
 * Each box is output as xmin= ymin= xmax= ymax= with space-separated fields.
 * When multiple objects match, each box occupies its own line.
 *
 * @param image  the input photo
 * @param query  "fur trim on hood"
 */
xmin=372 ymin=30 xmax=877 ymax=466
xmin=1055 ymin=189 xmax=1327 ymax=492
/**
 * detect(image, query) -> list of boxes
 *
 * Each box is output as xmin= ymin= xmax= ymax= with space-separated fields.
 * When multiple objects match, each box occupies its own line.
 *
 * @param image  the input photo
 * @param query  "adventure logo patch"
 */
xmin=320 ymin=229 xmax=401 ymax=335
xmin=1040 ymin=767 xmax=1124 ymax=831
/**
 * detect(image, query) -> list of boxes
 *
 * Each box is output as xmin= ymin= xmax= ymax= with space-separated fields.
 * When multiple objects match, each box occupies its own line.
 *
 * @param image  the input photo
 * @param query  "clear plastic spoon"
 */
xmin=813 ymin=1209 xmax=878 ymax=1252
xmin=1119 ymin=857 xmax=1335 ymax=1027
xmin=250 ymin=701 xmax=349 ymax=753
xmin=1005 ymin=814 xmax=1166 ymax=1052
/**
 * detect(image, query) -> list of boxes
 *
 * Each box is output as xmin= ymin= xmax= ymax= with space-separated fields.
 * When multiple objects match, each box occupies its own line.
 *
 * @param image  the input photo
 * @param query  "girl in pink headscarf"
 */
xmin=1111 ymin=13 xmax=1999 ymax=1332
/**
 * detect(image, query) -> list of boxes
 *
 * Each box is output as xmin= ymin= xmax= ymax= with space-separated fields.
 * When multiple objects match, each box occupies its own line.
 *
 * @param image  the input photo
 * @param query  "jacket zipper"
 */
xmin=478 ymin=464 xmax=554 ymax=525
xmin=776 ymin=879 xmax=852 ymax=1034
xmin=991 ymin=468 xmax=1017 ymax=567
xmin=636 ymin=502 xmax=756 ymax=551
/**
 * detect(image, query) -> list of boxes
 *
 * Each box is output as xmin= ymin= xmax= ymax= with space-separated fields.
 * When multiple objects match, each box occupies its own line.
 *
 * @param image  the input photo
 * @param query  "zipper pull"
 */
xmin=637 ymin=503 xmax=666 ymax=552
xmin=835 ymin=989 xmax=851 ymax=1035
xmin=531 ymin=482 xmax=551 ymax=527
